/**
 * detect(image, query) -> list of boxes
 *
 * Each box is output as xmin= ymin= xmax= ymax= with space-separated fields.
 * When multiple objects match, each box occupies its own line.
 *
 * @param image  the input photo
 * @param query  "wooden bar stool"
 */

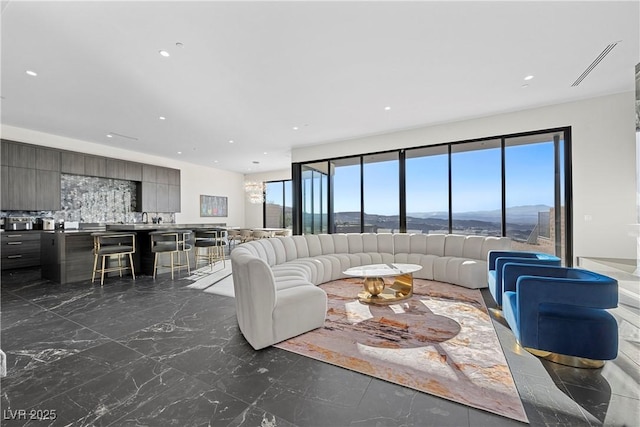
xmin=91 ymin=232 xmax=136 ymax=286
xmin=150 ymin=229 xmax=193 ymax=279
xmin=194 ymin=228 xmax=227 ymax=270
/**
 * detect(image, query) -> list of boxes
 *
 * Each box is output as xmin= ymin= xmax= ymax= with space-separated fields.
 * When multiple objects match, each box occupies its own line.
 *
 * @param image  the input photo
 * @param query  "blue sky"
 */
xmin=332 ymin=141 xmax=557 ymax=215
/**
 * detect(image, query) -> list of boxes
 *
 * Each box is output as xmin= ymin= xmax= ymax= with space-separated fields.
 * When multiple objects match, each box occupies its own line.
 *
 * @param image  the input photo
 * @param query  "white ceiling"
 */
xmin=1 ymin=1 xmax=638 ymax=174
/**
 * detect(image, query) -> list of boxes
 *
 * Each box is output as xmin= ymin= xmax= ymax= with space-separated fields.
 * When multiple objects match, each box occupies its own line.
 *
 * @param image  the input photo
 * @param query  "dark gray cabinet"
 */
xmin=125 ymin=161 xmax=142 ymax=181
xmin=2 ymin=140 xmax=181 ymax=213
xmin=169 ymin=185 xmax=181 ymax=212
xmin=156 ymin=183 xmax=169 ymax=212
xmin=3 ymin=166 xmax=36 ymax=210
xmin=1 ymin=231 xmax=41 ymax=270
xmin=140 ymin=181 xmax=157 ymax=211
xmin=84 ymin=155 xmax=106 ymax=177
xmin=142 ymin=164 xmax=156 ymax=182
xmin=36 ymin=170 xmax=61 ymax=210
xmin=4 ymin=143 xmax=35 ymax=168
xmin=1 ymin=141 xmax=61 ymax=210
xmin=138 ymin=165 xmax=180 ymax=212
xmin=61 ymin=151 xmax=85 ymax=174
xmin=106 ymin=158 xmax=126 ymax=179
xmin=35 ymin=147 xmax=60 ymax=171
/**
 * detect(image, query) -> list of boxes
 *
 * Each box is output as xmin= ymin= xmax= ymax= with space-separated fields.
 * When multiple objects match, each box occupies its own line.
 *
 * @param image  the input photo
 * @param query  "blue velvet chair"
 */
xmin=487 ymin=250 xmax=561 ymax=307
xmin=501 ymin=263 xmax=618 ymax=368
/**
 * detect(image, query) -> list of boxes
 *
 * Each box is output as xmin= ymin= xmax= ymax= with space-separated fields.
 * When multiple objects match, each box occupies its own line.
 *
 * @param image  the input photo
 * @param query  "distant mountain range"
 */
xmin=407 ymin=204 xmax=551 ymax=225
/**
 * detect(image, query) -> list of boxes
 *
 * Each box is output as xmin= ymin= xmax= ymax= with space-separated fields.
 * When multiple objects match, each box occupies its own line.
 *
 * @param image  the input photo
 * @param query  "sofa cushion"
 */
xmin=332 ymin=234 xmax=349 ymax=253
xmin=292 ymin=236 xmax=310 ymax=258
xmin=426 ymin=234 xmax=446 ymax=256
xmin=305 ymin=234 xmax=323 ymax=257
xmin=444 ymin=234 xmax=466 ymax=257
xmin=462 ymin=235 xmax=485 ymax=260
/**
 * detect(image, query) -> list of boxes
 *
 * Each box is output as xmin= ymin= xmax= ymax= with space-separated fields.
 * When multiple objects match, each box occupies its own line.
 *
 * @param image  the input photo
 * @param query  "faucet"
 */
xmin=142 ymin=212 xmax=148 ymax=224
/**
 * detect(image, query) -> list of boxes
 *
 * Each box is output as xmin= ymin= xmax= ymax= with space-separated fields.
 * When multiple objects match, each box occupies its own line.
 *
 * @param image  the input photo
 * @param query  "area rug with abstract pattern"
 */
xmin=274 ymin=278 xmax=529 ymax=423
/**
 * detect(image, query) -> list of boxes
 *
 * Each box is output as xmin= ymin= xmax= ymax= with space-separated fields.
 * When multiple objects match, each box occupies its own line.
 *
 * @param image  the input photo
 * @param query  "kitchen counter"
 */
xmin=106 ymin=223 xmax=226 ymax=231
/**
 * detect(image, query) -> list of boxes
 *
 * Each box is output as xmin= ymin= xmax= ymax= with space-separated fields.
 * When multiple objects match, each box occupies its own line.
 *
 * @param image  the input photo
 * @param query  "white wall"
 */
xmin=243 ymin=168 xmax=291 ymax=228
xmin=292 ymin=92 xmax=638 ymax=264
xmin=1 ymin=125 xmax=246 ymax=226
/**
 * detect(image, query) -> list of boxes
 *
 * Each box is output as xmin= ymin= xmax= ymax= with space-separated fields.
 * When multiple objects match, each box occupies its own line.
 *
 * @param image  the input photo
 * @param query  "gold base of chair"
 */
xmin=523 ymin=346 xmax=605 ymax=369
xmin=92 ymin=253 xmax=136 ymax=286
xmin=153 ymin=251 xmax=191 ymax=280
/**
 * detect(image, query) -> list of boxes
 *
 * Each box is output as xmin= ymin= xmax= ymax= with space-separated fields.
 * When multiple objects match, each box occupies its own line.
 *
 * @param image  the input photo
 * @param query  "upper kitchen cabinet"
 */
xmin=137 ymin=165 xmax=181 ymax=212
xmin=35 ymin=147 xmax=60 ymax=171
xmin=125 ymin=161 xmax=142 ymax=181
xmin=106 ymin=158 xmax=126 ymax=180
xmin=142 ymin=164 xmax=156 ymax=182
xmin=84 ymin=155 xmax=106 ymax=177
xmin=1 ymin=141 xmax=61 ymax=210
xmin=2 ymin=140 xmax=36 ymax=168
xmin=168 ymin=168 xmax=180 ymax=186
xmin=61 ymin=151 xmax=85 ymax=175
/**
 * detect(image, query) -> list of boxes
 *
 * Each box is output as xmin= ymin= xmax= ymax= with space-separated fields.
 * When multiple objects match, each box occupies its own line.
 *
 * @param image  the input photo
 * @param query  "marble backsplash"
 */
xmin=1 ymin=174 xmax=175 ymax=224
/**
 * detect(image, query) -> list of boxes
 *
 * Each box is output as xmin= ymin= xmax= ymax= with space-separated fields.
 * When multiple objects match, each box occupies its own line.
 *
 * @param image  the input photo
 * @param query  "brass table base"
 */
xmin=358 ymin=272 xmax=414 ymax=305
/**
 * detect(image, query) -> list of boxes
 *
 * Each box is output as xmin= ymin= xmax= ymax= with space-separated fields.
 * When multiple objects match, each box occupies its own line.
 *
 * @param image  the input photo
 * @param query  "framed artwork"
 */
xmin=200 ymin=195 xmax=227 ymax=217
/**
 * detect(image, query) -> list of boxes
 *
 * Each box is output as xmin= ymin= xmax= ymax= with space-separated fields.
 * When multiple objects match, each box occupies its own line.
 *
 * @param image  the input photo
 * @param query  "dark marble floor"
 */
xmin=1 ymin=267 xmax=638 ymax=427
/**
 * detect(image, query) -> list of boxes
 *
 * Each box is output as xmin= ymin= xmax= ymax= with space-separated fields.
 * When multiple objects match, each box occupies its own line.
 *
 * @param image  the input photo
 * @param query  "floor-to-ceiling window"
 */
xmin=294 ymin=127 xmax=572 ymax=264
xmin=451 ymin=139 xmax=502 ymax=236
xmin=505 ymin=132 xmax=566 ymax=259
xmin=363 ymin=152 xmax=399 ymax=232
xmin=331 ymin=157 xmax=361 ymax=233
xmin=301 ymin=162 xmax=328 ymax=234
xmin=405 ymin=145 xmax=449 ymax=234
xmin=264 ymin=180 xmax=292 ymax=229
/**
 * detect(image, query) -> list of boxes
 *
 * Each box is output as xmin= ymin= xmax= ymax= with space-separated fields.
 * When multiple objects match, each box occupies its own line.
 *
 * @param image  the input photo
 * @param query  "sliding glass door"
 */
xmin=301 ymin=162 xmax=328 ymax=234
xmin=505 ymin=131 xmax=566 ymax=259
xmin=451 ymin=139 xmax=502 ymax=236
xmin=293 ymin=127 xmax=571 ymax=264
xmin=405 ymin=145 xmax=449 ymax=234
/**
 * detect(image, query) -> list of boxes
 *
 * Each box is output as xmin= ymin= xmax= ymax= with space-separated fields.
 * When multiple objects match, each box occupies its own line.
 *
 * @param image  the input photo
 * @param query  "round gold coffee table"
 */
xmin=343 ymin=263 xmax=422 ymax=305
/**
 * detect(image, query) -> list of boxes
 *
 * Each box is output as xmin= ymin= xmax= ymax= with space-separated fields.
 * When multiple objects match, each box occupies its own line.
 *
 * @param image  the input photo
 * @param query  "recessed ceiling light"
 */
xmin=159 ymin=50 xmax=170 ymax=57
xmin=521 ymin=84 xmax=529 ymax=88
xmin=292 ymin=126 xmax=299 ymax=131
xmin=228 ymin=140 xmax=234 ymax=144
xmin=263 ymin=152 xmax=268 ymax=155
xmin=252 ymin=161 xmax=260 ymax=165
xmin=176 ymin=42 xmax=184 ymax=48
xmin=26 ymin=70 xmax=37 ymax=77
xmin=524 ymin=75 xmax=534 ymax=81
xmin=106 ymin=134 xmax=113 ymax=138
xmin=159 ymin=116 xmax=166 ymax=120
xmin=213 ymin=160 xmax=219 ymax=163
xmin=177 ymin=151 xmax=182 ymax=154
xmin=384 ymin=106 xmax=391 ymax=111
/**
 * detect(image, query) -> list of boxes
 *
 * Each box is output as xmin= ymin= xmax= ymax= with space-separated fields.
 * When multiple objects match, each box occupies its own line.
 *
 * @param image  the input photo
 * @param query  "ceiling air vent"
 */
xmin=571 ymin=42 xmax=618 ymax=87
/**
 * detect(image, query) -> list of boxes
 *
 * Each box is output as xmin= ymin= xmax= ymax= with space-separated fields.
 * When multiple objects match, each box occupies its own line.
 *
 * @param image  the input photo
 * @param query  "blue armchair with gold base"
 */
xmin=487 ymin=250 xmax=561 ymax=307
xmin=501 ymin=263 xmax=618 ymax=368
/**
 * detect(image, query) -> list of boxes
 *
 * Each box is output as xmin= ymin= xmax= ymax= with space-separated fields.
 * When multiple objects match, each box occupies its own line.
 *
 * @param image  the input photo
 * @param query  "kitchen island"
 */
xmin=41 ymin=223 xmax=226 ymax=284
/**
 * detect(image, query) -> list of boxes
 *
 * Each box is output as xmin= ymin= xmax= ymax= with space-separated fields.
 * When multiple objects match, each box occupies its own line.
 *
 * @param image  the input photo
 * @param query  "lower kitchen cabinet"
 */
xmin=1 ymin=231 xmax=41 ymax=270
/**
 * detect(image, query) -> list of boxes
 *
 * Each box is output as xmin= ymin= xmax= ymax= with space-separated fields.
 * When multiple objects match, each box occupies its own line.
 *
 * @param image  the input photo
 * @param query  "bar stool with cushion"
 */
xmin=91 ymin=232 xmax=136 ymax=286
xmin=150 ymin=229 xmax=193 ymax=279
xmin=194 ymin=228 xmax=227 ymax=270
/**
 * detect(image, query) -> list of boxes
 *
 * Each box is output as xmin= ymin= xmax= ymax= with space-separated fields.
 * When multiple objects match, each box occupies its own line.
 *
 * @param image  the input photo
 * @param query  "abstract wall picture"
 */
xmin=200 ymin=195 xmax=228 ymax=217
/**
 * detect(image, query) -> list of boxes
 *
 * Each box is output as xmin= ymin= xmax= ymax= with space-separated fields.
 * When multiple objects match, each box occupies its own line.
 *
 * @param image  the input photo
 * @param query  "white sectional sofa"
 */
xmin=230 ymin=233 xmax=511 ymax=350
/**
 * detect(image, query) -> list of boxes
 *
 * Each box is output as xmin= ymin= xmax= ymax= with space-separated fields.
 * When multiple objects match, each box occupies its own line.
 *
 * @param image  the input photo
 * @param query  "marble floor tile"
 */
xmin=1 ymin=268 xmax=639 ymax=427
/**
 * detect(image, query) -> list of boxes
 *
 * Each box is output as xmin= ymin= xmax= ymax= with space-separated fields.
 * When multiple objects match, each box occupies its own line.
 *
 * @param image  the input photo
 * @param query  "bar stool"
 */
xmin=150 ymin=229 xmax=193 ymax=279
xmin=194 ymin=228 xmax=227 ymax=270
xmin=91 ymin=232 xmax=136 ymax=286
xmin=226 ymin=229 xmax=241 ymax=250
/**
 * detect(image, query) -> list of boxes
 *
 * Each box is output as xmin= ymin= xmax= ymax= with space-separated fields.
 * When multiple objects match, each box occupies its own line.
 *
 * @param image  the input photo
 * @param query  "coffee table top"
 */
xmin=343 ymin=263 xmax=422 ymax=277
